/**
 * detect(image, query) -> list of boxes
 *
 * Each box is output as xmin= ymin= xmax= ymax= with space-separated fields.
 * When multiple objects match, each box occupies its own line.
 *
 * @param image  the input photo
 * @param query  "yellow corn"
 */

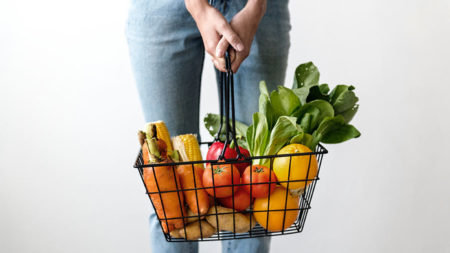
xmin=172 ymin=134 xmax=203 ymax=168
xmin=145 ymin=121 xmax=173 ymax=152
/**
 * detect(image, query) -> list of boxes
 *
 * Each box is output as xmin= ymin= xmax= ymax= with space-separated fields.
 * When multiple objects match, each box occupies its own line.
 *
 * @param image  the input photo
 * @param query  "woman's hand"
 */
xmin=216 ymin=0 xmax=267 ymax=73
xmin=185 ymin=0 xmax=245 ymax=72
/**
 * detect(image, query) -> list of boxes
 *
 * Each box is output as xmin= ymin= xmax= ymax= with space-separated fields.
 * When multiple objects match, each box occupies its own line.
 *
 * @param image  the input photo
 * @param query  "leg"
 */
xmin=126 ymin=0 xmax=205 ymax=136
xmin=219 ymin=0 xmax=291 ymax=252
xmin=149 ymin=212 xmax=198 ymax=253
xmin=126 ymin=1 xmax=202 ymax=252
xmin=222 ymin=237 xmax=271 ymax=253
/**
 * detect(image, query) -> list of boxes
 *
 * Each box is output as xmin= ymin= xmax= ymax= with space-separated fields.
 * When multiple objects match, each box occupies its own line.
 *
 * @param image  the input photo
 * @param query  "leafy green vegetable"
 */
xmin=258 ymin=116 xmax=302 ymax=166
xmin=258 ymin=82 xmax=277 ymax=129
xmin=292 ymin=87 xmax=309 ymax=105
xmin=329 ymin=85 xmax=359 ymax=122
xmin=339 ymin=104 xmax=359 ymax=123
xmin=292 ymin=62 xmax=320 ymax=89
xmin=246 ymin=112 xmax=269 ymax=157
xmin=293 ymin=100 xmax=334 ymax=133
xmin=204 ymin=113 xmax=248 ymax=141
xmin=307 ymin=84 xmax=330 ymax=102
xmin=204 ymin=61 xmax=361 ymax=160
xmin=312 ymin=115 xmax=361 ymax=144
xmin=269 ymin=85 xmax=301 ymax=118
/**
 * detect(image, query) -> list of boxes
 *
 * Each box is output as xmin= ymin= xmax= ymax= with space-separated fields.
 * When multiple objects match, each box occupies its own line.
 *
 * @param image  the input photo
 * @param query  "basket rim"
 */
xmin=134 ymin=143 xmax=327 ymax=168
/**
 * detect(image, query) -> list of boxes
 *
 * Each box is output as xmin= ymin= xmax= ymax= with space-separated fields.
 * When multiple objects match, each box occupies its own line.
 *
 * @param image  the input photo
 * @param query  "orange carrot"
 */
xmin=177 ymin=165 xmax=210 ymax=215
xmin=141 ymin=131 xmax=186 ymax=233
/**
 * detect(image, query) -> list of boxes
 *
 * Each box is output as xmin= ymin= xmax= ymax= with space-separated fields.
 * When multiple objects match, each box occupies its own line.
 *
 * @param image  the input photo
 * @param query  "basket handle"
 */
xmin=215 ymin=51 xmax=244 ymax=160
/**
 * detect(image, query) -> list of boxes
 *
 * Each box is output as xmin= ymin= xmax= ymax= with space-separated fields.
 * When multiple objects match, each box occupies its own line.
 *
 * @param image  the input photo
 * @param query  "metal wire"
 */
xmin=134 ymin=144 xmax=328 ymax=242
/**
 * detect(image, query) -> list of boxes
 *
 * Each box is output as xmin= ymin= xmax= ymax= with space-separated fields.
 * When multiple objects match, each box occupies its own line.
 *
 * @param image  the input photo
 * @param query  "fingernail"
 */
xmin=236 ymin=43 xmax=244 ymax=51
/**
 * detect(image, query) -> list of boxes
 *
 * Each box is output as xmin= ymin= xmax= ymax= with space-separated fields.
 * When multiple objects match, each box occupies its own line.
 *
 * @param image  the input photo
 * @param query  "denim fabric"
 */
xmin=126 ymin=0 xmax=290 ymax=252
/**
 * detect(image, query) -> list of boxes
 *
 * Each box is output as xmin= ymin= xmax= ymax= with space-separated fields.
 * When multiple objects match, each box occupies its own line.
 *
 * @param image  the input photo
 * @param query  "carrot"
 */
xmin=177 ymin=165 xmax=210 ymax=215
xmin=141 ymin=129 xmax=186 ymax=233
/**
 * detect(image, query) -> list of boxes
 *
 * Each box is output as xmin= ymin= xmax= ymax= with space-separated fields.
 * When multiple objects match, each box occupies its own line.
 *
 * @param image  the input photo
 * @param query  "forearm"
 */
xmin=185 ymin=0 xmax=210 ymax=20
xmin=245 ymin=0 xmax=267 ymax=20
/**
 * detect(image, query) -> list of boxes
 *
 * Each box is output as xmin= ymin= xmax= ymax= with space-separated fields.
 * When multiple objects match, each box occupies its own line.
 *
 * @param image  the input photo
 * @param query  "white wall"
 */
xmin=1 ymin=0 xmax=449 ymax=252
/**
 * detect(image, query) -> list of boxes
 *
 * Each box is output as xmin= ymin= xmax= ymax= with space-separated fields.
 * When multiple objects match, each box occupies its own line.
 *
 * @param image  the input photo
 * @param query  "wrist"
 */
xmin=185 ymin=0 xmax=211 ymax=20
xmin=245 ymin=0 xmax=267 ymax=20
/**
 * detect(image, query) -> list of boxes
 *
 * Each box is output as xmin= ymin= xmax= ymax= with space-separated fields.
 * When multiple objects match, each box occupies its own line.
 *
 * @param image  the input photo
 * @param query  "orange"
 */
xmin=253 ymin=186 xmax=300 ymax=232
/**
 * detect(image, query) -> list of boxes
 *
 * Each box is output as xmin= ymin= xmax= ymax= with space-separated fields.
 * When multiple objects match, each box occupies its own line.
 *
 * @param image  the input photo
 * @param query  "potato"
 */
xmin=205 ymin=205 xmax=256 ymax=233
xmin=186 ymin=208 xmax=205 ymax=224
xmin=170 ymin=221 xmax=215 ymax=240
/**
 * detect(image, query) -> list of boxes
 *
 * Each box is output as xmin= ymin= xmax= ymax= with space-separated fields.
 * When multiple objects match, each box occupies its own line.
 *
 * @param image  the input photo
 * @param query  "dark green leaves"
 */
xmin=329 ymin=85 xmax=359 ymax=122
xmin=293 ymin=100 xmax=334 ymax=133
xmin=313 ymin=115 xmax=361 ymax=144
xmin=204 ymin=61 xmax=361 ymax=161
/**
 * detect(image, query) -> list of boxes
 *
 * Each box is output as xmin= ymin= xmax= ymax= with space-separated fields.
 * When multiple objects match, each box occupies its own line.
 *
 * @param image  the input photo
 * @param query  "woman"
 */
xmin=126 ymin=0 xmax=290 ymax=252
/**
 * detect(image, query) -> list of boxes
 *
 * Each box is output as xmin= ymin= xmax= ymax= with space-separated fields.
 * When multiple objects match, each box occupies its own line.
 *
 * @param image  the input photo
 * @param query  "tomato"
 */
xmin=206 ymin=141 xmax=250 ymax=174
xmin=273 ymin=144 xmax=318 ymax=190
xmin=203 ymin=163 xmax=240 ymax=198
xmin=253 ymin=186 xmax=300 ymax=232
xmin=218 ymin=186 xmax=253 ymax=211
xmin=242 ymin=165 xmax=277 ymax=198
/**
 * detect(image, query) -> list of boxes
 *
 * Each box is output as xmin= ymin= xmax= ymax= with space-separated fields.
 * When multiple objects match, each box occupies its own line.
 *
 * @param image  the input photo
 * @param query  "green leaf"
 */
xmin=339 ymin=104 xmax=359 ymax=123
xmin=289 ymin=133 xmax=304 ymax=144
xmin=259 ymin=81 xmax=270 ymax=98
xmin=204 ymin=113 xmax=222 ymax=138
xmin=292 ymin=87 xmax=309 ymax=105
xmin=270 ymin=86 xmax=301 ymax=118
xmin=259 ymin=83 xmax=276 ymax=130
xmin=299 ymin=112 xmax=313 ymax=133
xmin=313 ymin=115 xmax=361 ymax=144
xmin=329 ymin=85 xmax=359 ymax=114
xmin=292 ymin=62 xmax=320 ymax=89
xmin=307 ymin=85 xmax=330 ymax=102
xmin=319 ymin=83 xmax=330 ymax=94
xmin=204 ymin=113 xmax=249 ymax=140
xmin=301 ymin=133 xmax=316 ymax=150
xmin=260 ymin=116 xmax=302 ymax=166
xmin=295 ymin=100 xmax=334 ymax=133
xmin=247 ymin=112 xmax=269 ymax=159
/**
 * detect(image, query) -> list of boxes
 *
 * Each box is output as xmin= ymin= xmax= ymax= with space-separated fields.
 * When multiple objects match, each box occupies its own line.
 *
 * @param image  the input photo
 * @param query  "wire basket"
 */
xmin=133 ymin=52 xmax=328 ymax=241
xmin=134 ymin=143 xmax=327 ymax=242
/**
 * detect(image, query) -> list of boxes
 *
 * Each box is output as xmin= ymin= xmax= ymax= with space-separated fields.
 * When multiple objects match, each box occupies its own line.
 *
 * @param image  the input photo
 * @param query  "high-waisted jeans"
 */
xmin=126 ymin=0 xmax=290 ymax=252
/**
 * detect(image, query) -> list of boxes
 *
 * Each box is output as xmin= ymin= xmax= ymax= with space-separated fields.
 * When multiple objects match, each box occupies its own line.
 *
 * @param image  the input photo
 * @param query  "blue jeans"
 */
xmin=126 ymin=0 xmax=290 ymax=252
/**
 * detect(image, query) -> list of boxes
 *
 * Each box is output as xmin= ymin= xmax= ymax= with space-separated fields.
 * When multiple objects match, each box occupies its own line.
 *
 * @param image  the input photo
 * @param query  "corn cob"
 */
xmin=172 ymin=134 xmax=204 ymax=168
xmin=145 ymin=121 xmax=173 ymax=152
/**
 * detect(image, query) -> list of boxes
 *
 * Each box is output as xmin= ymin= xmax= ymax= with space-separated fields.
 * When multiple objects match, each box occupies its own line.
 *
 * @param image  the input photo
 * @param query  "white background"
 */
xmin=1 ymin=0 xmax=450 ymax=252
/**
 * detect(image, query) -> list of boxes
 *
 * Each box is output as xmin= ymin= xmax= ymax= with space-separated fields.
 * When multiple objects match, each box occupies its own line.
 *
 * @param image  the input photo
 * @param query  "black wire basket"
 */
xmin=134 ymin=144 xmax=327 ymax=242
xmin=133 ymin=52 xmax=328 ymax=242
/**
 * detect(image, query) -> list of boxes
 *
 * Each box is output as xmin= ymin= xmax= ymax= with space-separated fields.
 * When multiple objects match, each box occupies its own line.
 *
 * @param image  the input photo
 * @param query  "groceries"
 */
xmin=135 ymin=62 xmax=361 ymax=239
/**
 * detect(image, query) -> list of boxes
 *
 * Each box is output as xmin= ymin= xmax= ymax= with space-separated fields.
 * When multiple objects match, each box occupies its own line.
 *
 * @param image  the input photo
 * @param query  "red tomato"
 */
xmin=206 ymin=141 xmax=251 ymax=174
xmin=218 ymin=186 xmax=253 ymax=211
xmin=203 ymin=163 xmax=240 ymax=198
xmin=242 ymin=165 xmax=277 ymax=198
